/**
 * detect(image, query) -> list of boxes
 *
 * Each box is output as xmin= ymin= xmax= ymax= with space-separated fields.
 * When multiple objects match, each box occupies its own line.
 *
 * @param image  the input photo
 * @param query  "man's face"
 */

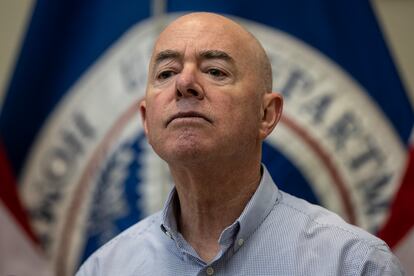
xmin=141 ymin=14 xmax=274 ymax=164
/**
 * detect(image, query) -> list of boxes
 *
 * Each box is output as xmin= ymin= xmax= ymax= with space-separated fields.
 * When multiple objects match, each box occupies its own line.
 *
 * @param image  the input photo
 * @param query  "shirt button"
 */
xmin=237 ymin=238 xmax=244 ymax=246
xmin=206 ymin=266 xmax=214 ymax=275
xmin=165 ymin=231 xmax=172 ymax=239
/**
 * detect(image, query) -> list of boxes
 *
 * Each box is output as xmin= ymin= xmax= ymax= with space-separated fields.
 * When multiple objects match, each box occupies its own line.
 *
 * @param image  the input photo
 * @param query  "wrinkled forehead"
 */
xmin=151 ymin=15 xmax=255 ymax=64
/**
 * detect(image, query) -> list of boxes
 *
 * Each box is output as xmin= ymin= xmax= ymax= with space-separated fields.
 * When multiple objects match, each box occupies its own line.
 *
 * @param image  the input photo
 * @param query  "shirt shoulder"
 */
xmin=262 ymin=190 xmax=404 ymax=275
xmin=279 ymin=190 xmax=382 ymax=242
xmin=76 ymin=212 xmax=163 ymax=276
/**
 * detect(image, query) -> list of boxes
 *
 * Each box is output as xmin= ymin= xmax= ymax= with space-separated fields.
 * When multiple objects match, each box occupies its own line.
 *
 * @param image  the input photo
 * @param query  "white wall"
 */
xmin=372 ymin=0 xmax=414 ymax=109
xmin=0 ymin=0 xmax=413 ymax=110
xmin=0 ymin=0 xmax=33 ymax=110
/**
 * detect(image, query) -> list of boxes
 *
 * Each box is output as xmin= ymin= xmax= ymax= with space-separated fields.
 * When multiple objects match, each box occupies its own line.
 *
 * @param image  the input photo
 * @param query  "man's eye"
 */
xmin=157 ymin=70 xmax=176 ymax=80
xmin=207 ymin=68 xmax=226 ymax=78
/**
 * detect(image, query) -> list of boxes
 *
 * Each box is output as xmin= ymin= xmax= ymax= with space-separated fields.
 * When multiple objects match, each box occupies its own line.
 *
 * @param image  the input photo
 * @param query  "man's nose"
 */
xmin=175 ymin=66 xmax=204 ymax=100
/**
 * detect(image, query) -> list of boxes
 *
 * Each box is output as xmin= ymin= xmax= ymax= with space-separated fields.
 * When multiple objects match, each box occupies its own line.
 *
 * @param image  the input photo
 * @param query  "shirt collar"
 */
xmin=160 ymin=188 xmax=179 ymax=239
xmin=160 ymin=165 xmax=280 ymax=247
xmin=234 ymin=165 xmax=280 ymax=249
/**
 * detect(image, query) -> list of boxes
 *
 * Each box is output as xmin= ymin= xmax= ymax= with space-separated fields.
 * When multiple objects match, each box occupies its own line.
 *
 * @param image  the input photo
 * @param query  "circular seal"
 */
xmin=19 ymin=14 xmax=406 ymax=275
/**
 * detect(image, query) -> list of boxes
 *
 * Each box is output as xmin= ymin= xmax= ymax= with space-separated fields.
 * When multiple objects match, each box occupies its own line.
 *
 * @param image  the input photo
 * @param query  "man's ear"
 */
xmin=259 ymin=92 xmax=283 ymax=140
xmin=139 ymin=99 xmax=149 ymax=136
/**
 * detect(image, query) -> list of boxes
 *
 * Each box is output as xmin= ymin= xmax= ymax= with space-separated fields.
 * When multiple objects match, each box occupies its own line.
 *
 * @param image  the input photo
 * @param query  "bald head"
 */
xmin=151 ymin=12 xmax=273 ymax=93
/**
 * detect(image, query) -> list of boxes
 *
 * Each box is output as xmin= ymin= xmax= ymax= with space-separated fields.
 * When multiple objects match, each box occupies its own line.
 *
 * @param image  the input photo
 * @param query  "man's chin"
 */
xmin=157 ymin=143 xmax=213 ymax=164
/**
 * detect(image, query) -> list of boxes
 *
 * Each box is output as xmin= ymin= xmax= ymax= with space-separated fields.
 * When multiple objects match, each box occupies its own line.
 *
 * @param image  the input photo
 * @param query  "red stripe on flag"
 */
xmin=378 ymin=146 xmax=414 ymax=248
xmin=0 ymin=141 xmax=38 ymax=244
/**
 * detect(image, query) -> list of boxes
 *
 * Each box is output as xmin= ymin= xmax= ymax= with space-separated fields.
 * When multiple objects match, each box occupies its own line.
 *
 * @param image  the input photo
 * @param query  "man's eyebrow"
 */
xmin=153 ymin=50 xmax=181 ymax=67
xmin=199 ymin=50 xmax=234 ymax=63
xmin=152 ymin=49 xmax=234 ymax=69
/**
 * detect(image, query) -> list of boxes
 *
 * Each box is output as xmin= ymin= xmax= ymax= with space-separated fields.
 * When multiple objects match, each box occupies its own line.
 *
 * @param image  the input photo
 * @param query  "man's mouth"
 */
xmin=166 ymin=111 xmax=212 ymax=126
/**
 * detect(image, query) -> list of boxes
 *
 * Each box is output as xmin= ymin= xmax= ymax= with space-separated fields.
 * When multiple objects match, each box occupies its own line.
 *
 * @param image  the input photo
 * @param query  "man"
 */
xmin=77 ymin=12 xmax=404 ymax=275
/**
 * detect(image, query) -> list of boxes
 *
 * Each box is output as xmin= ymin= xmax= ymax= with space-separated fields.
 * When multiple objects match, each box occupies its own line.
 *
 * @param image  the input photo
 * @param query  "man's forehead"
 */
xmin=152 ymin=14 xmax=252 ymax=53
xmin=154 ymin=29 xmax=237 ymax=53
xmin=151 ymin=32 xmax=242 ymax=66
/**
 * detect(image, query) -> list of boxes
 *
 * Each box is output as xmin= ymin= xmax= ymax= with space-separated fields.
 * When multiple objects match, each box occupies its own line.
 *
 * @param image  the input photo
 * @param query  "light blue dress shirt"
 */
xmin=77 ymin=166 xmax=404 ymax=275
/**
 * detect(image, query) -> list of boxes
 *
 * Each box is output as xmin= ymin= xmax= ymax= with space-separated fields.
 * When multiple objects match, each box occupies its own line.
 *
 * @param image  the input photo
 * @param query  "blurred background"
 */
xmin=1 ymin=1 xmax=413 ymax=275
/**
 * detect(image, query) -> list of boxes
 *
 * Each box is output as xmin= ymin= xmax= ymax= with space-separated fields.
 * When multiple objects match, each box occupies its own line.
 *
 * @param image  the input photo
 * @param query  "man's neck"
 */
xmin=169 ymin=160 xmax=261 ymax=262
